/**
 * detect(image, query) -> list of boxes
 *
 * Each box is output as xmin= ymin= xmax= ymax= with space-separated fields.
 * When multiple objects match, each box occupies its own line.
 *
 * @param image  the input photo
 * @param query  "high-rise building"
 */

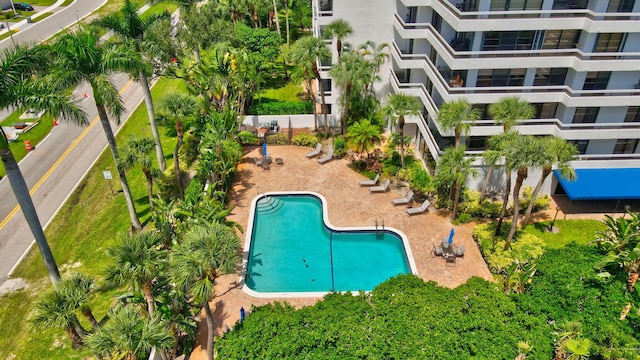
xmin=313 ymin=0 xmax=640 ymax=196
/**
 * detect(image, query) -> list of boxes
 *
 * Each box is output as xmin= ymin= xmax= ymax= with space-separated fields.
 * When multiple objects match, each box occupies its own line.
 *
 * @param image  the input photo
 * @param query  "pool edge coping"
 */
xmin=240 ymin=191 xmax=419 ymax=299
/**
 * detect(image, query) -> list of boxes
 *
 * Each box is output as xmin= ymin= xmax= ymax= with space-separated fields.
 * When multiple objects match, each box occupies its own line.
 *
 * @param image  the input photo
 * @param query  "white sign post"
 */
xmin=103 ymin=170 xmax=114 ymax=195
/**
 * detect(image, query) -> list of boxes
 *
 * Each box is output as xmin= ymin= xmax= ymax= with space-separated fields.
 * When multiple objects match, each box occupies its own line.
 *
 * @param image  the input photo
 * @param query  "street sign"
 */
xmin=102 ymin=170 xmax=112 ymax=180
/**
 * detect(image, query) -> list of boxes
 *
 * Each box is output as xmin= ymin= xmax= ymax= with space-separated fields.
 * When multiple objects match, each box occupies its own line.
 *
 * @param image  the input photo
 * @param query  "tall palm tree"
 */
xmin=1 ymin=45 xmax=87 ymax=286
xmin=330 ymin=51 xmax=375 ymax=135
xmin=437 ymin=99 xmax=480 ymax=147
xmin=156 ymin=92 xmax=200 ymax=199
xmin=50 ymin=26 xmax=144 ymax=231
xmin=382 ymin=93 xmax=421 ymax=169
xmin=60 ymin=273 xmax=100 ymax=330
xmin=118 ymin=136 xmax=157 ymax=208
xmin=345 ymin=119 xmax=382 ymax=158
xmin=85 ymin=305 xmax=174 ymax=360
xmin=324 ymin=19 xmax=353 ymax=59
xmin=521 ymin=137 xmax=577 ymax=228
xmin=105 ymin=231 xmax=168 ymax=316
xmin=438 ymin=146 xmax=477 ymax=219
xmin=486 ymin=131 xmax=520 ymax=236
xmin=488 ymin=97 xmax=535 ymax=236
xmin=478 ymin=148 xmax=500 ymax=202
xmin=358 ymin=41 xmax=390 ymax=92
xmin=289 ymin=36 xmax=331 ymax=132
xmin=92 ymin=0 xmax=174 ymax=172
xmin=170 ymin=222 xmax=241 ymax=360
xmin=503 ymin=135 xmax=540 ymax=249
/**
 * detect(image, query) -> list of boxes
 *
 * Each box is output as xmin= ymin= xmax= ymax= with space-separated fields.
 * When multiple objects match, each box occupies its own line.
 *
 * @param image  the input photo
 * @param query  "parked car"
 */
xmin=13 ymin=3 xmax=34 ymax=11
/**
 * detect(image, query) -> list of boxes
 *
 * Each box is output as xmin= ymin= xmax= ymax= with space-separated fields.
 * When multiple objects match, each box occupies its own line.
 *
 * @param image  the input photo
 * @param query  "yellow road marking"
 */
xmin=0 ymin=80 xmax=134 ymax=230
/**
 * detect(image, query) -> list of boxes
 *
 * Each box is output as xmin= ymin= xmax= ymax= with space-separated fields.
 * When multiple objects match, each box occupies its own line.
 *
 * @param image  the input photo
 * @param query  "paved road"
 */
xmin=0 ymin=1 xmax=146 ymax=284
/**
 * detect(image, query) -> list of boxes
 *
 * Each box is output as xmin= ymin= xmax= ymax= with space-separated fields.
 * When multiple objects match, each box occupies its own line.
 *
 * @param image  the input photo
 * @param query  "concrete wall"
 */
xmin=242 ymin=114 xmax=338 ymax=129
xmin=0 ymin=0 xmax=12 ymax=10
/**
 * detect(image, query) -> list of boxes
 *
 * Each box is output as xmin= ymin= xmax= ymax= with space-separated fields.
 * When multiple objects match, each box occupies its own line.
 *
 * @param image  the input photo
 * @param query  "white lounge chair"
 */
xmin=318 ymin=148 xmax=334 ymax=164
xmin=370 ymin=179 xmax=390 ymax=193
xmin=406 ymin=199 xmax=431 ymax=215
xmin=454 ymin=245 xmax=465 ymax=257
xmin=359 ymin=173 xmax=380 ymax=187
xmin=392 ymin=191 xmax=414 ymax=206
xmin=306 ymin=143 xmax=322 ymax=158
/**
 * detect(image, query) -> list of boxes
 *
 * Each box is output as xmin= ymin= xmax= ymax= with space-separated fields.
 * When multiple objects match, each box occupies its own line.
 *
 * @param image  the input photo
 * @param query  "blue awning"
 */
xmin=554 ymin=168 xmax=640 ymax=200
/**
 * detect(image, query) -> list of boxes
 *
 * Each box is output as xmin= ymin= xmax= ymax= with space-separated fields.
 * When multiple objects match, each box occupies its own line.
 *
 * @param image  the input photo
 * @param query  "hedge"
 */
xmin=248 ymin=101 xmax=313 ymax=115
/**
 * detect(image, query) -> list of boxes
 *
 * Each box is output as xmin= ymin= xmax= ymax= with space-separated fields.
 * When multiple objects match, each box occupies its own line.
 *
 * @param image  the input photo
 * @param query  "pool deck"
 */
xmin=191 ymin=145 xmax=495 ymax=359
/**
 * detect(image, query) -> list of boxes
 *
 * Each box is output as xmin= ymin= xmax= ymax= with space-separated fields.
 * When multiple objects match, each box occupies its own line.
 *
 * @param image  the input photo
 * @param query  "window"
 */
xmin=582 ymin=72 xmax=611 ymax=90
xmin=319 ymin=0 xmax=333 ymax=11
xmin=534 ymin=68 xmax=568 ymax=86
xmin=322 ymin=104 xmax=332 ymax=114
xmin=321 ymin=79 xmax=332 ymax=93
xmin=482 ymin=31 xmax=535 ymax=51
xmin=625 ymin=107 xmax=640 ymax=122
xmin=608 ymin=0 xmax=635 ymax=12
xmin=593 ymin=33 xmax=625 ymax=52
xmin=533 ymin=103 xmax=559 ymax=119
xmin=542 ymin=30 xmax=580 ymax=49
xmin=613 ymin=139 xmax=638 ymax=154
xmin=573 ymin=107 xmax=599 ymax=123
xmin=552 ymin=0 xmax=588 ymax=9
xmin=569 ymin=140 xmax=589 ymax=154
xmin=490 ymin=0 xmax=543 ymax=10
xmin=476 ymin=69 xmax=526 ymax=87
xmin=431 ymin=12 xmax=442 ymax=33
xmin=472 ymin=104 xmax=492 ymax=120
xmin=466 ymin=137 xmax=489 ymax=151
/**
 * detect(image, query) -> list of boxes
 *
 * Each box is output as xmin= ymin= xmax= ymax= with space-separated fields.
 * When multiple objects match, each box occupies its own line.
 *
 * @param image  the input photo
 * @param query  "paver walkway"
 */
xmin=189 ymin=145 xmax=494 ymax=359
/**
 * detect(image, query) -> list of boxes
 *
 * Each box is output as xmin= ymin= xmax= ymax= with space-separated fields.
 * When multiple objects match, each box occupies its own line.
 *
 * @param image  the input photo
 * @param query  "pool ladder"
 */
xmin=375 ymin=218 xmax=385 ymax=234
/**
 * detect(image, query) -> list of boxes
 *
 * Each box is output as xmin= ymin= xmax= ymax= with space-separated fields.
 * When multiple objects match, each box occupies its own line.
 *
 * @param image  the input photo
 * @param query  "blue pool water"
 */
xmin=245 ymin=194 xmax=411 ymax=293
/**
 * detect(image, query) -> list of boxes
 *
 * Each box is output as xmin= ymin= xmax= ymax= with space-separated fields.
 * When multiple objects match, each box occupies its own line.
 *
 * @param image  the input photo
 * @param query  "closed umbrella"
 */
xmin=448 ymin=228 xmax=455 ymax=244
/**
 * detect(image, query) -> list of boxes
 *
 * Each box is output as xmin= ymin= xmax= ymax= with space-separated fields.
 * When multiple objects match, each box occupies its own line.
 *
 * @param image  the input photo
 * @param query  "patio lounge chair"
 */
xmin=318 ymin=148 xmax=334 ymax=164
xmin=454 ymin=245 xmax=465 ymax=257
xmin=406 ymin=199 xmax=431 ymax=216
xmin=306 ymin=143 xmax=322 ymax=158
xmin=369 ymin=179 xmax=391 ymax=193
xmin=359 ymin=173 xmax=380 ymax=187
xmin=392 ymin=191 xmax=414 ymax=206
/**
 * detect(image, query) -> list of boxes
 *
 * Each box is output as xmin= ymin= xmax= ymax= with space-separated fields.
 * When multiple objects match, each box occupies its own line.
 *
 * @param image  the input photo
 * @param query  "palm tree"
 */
xmin=330 ymin=51 xmax=375 ymax=135
xmin=358 ymin=41 xmax=390 ymax=92
xmin=289 ymin=36 xmax=331 ymax=132
xmin=382 ymin=93 xmax=421 ymax=169
xmin=51 ymin=26 xmax=144 ymax=231
xmin=437 ymin=99 xmax=480 ymax=147
xmin=118 ymin=136 xmax=157 ymax=208
xmin=170 ymin=222 xmax=241 ymax=360
xmin=345 ymin=119 xmax=382 ymax=158
xmin=478 ymin=148 xmax=500 ymax=202
xmin=488 ymin=97 xmax=534 ymax=236
xmin=521 ymin=137 xmax=577 ymax=228
xmin=283 ymin=0 xmax=291 ymax=47
xmin=85 ymin=305 xmax=174 ymax=360
xmin=437 ymin=146 xmax=477 ymax=219
xmin=324 ymin=19 xmax=353 ymax=59
xmin=503 ymin=135 xmax=540 ymax=249
xmin=31 ymin=274 xmax=98 ymax=348
xmin=1 ymin=45 xmax=87 ymax=286
xmin=105 ymin=231 xmax=168 ymax=316
xmin=156 ymin=92 xmax=200 ymax=199
xmin=92 ymin=0 xmax=174 ymax=172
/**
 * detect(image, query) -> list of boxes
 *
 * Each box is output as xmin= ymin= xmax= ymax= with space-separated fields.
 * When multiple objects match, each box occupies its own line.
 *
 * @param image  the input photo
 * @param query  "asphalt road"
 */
xmin=0 ymin=1 xmax=146 ymax=285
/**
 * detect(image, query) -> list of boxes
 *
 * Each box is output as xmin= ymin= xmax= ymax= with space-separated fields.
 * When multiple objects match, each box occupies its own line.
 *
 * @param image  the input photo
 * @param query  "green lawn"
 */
xmin=255 ymin=81 xmax=305 ymax=103
xmin=0 ymin=29 xmax=18 ymax=41
xmin=33 ymin=12 xmax=53 ymax=22
xmin=523 ymin=219 xmax=607 ymax=249
xmin=26 ymin=0 xmax=57 ymax=5
xmin=141 ymin=0 xmax=179 ymax=18
xmin=0 ymin=77 xmax=186 ymax=359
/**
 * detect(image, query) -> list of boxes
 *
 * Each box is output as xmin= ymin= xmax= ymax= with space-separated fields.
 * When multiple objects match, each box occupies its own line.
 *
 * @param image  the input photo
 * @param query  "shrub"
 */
xmin=291 ymin=133 xmax=318 ymax=147
xmin=184 ymin=176 xmax=205 ymax=203
xmin=458 ymin=213 xmax=472 ymax=224
xmin=266 ymin=133 xmax=288 ymax=145
xmin=180 ymin=134 xmax=200 ymax=167
xmin=406 ymin=162 xmax=433 ymax=195
xmin=248 ymin=101 xmax=313 ymax=115
xmin=238 ymin=131 xmax=260 ymax=145
xmin=4 ymin=11 xmax=15 ymax=19
xmin=333 ymin=136 xmax=346 ymax=158
xmin=461 ymin=191 xmax=503 ymax=219
xmin=520 ymin=187 xmax=551 ymax=213
xmin=473 ymin=222 xmax=546 ymax=273
xmin=156 ymin=166 xmax=182 ymax=200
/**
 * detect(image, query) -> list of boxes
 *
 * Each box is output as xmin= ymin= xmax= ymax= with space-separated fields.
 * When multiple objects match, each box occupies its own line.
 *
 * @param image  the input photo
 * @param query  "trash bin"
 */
xmin=26 ymin=17 xmax=32 ymax=23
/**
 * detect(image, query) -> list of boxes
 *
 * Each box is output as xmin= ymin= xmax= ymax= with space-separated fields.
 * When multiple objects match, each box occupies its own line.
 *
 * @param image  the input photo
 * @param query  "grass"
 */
xmin=61 ymin=0 xmax=73 ymax=6
xmin=523 ymin=219 xmax=607 ymax=249
xmin=0 ymin=113 xmax=55 ymax=177
xmin=0 ymin=77 xmax=186 ymax=359
xmin=0 ymin=29 xmax=18 ymax=41
xmin=141 ymin=0 xmax=179 ymax=18
xmin=33 ymin=11 xmax=53 ymax=22
xmin=26 ymin=0 xmax=57 ymax=5
xmin=254 ymin=82 xmax=305 ymax=103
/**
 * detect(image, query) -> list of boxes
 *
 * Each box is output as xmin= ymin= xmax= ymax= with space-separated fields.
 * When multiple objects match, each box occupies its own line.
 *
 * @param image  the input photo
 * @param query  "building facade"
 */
xmin=313 ymin=0 xmax=640 ymax=195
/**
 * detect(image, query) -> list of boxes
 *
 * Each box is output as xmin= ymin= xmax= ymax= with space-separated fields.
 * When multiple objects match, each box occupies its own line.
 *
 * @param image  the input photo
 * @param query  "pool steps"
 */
xmin=255 ymin=196 xmax=284 ymax=215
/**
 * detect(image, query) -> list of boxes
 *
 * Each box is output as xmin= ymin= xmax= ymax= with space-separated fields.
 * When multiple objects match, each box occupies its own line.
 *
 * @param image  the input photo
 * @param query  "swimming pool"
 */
xmin=242 ymin=192 xmax=418 ymax=298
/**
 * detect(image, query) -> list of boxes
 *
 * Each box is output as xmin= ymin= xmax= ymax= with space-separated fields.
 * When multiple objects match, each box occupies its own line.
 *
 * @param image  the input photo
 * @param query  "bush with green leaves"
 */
xmin=238 ymin=131 xmax=260 ymax=145
xmin=405 ymin=162 xmax=433 ymax=195
xmin=461 ymin=191 xmax=503 ymax=219
xmin=520 ymin=186 xmax=552 ymax=213
xmin=291 ymin=133 xmax=318 ymax=147
xmin=473 ymin=222 xmax=546 ymax=273
xmin=248 ymin=101 xmax=313 ymax=115
xmin=333 ymin=136 xmax=346 ymax=158
xmin=266 ymin=133 xmax=288 ymax=145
